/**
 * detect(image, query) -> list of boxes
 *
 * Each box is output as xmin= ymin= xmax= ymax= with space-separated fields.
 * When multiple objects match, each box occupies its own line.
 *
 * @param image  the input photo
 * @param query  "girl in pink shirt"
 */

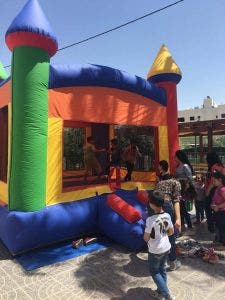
xmin=211 ymin=170 xmax=225 ymax=251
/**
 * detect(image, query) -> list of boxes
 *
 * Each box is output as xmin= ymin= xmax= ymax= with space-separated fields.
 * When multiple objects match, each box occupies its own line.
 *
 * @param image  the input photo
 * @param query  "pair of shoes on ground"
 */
xmin=72 ymin=237 xmax=98 ymax=249
xmin=168 ymin=259 xmax=181 ymax=271
xmin=202 ymin=248 xmax=219 ymax=264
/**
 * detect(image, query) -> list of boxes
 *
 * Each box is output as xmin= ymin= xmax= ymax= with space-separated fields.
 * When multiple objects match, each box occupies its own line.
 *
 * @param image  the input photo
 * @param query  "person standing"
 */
xmin=144 ymin=191 xmax=175 ymax=300
xmin=108 ymin=138 xmax=121 ymax=187
xmin=158 ymin=160 xmax=171 ymax=181
xmin=205 ymin=151 xmax=225 ymax=233
xmin=122 ymin=141 xmax=141 ymax=181
xmin=174 ymin=150 xmax=194 ymax=181
xmin=83 ymin=136 xmax=105 ymax=182
xmin=109 ymin=138 xmax=121 ymax=168
xmin=179 ymin=178 xmax=197 ymax=231
xmin=193 ymin=174 xmax=205 ymax=224
xmin=154 ymin=160 xmax=182 ymax=271
xmin=211 ymin=170 xmax=225 ymax=251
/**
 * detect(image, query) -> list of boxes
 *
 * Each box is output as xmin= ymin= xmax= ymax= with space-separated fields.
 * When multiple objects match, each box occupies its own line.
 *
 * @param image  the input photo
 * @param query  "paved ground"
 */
xmin=0 ymin=222 xmax=225 ymax=300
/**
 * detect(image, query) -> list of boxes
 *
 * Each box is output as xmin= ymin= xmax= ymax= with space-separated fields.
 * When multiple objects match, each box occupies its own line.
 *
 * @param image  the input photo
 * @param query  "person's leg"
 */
xmin=168 ymin=233 xmax=176 ymax=262
xmin=185 ymin=211 xmax=192 ymax=228
xmin=215 ymin=211 xmax=225 ymax=246
xmin=115 ymin=166 xmax=121 ymax=187
xmin=148 ymin=252 xmax=170 ymax=297
xmin=163 ymin=202 xmax=177 ymax=262
xmin=108 ymin=166 xmax=115 ymax=181
xmin=195 ymin=201 xmax=201 ymax=222
xmin=128 ymin=163 xmax=134 ymax=180
xmin=200 ymin=201 xmax=205 ymax=221
xmin=183 ymin=202 xmax=192 ymax=228
xmin=180 ymin=201 xmax=186 ymax=228
xmin=205 ymin=192 xmax=215 ymax=233
xmin=125 ymin=162 xmax=134 ymax=181
xmin=84 ymin=163 xmax=91 ymax=181
xmin=124 ymin=161 xmax=129 ymax=181
xmin=95 ymin=160 xmax=102 ymax=178
xmin=159 ymin=252 xmax=169 ymax=283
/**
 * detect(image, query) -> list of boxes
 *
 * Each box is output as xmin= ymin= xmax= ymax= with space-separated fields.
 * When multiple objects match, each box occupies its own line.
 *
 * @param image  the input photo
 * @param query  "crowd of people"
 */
xmin=82 ymin=136 xmax=225 ymax=299
xmin=144 ymin=149 xmax=225 ymax=300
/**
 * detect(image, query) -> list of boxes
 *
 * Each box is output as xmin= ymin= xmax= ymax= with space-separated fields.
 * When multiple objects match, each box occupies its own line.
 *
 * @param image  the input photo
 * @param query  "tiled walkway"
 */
xmin=0 ymin=223 xmax=225 ymax=300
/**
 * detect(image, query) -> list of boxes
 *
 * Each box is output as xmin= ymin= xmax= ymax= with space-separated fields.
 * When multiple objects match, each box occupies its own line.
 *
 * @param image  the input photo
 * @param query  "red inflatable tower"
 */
xmin=147 ymin=45 xmax=182 ymax=174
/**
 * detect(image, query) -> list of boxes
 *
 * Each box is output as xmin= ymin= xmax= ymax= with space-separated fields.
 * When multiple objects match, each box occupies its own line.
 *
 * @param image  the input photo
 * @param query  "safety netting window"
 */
xmin=63 ymin=127 xmax=85 ymax=171
xmin=0 ymin=106 xmax=8 ymax=182
xmin=114 ymin=125 xmax=155 ymax=171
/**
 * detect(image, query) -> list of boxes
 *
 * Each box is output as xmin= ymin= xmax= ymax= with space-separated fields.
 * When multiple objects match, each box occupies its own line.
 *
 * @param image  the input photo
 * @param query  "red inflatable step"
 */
xmin=106 ymin=194 xmax=142 ymax=223
xmin=136 ymin=190 xmax=149 ymax=205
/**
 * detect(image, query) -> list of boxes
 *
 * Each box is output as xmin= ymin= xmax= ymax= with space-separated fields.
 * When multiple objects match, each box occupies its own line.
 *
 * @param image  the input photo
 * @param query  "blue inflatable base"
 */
xmin=0 ymin=190 xmax=147 ymax=255
xmin=16 ymin=238 xmax=112 ymax=271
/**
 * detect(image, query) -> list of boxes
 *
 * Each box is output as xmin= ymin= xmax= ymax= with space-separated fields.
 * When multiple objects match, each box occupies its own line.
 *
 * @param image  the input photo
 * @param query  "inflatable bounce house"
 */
xmin=0 ymin=0 xmax=181 ymax=255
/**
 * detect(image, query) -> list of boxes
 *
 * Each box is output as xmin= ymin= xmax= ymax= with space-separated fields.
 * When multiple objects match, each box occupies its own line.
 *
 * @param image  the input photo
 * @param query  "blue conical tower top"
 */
xmin=5 ymin=0 xmax=58 ymax=57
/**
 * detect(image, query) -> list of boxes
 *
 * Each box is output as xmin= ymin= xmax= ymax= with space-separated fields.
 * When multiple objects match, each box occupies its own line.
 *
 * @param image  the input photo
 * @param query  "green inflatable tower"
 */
xmin=5 ymin=0 xmax=58 ymax=211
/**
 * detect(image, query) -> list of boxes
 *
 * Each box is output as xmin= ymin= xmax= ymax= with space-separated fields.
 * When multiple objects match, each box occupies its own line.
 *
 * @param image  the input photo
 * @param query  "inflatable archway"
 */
xmin=0 ymin=0 xmax=181 ymax=254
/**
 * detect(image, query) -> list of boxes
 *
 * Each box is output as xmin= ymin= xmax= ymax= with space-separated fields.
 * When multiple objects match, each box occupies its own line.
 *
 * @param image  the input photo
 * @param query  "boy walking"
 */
xmin=144 ymin=191 xmax=175 ymax=300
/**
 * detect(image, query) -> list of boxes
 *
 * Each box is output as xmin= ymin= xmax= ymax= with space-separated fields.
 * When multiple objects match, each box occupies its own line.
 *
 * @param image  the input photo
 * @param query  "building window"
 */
xmin=216 ymin=115 xmax=218 ymax=119
xmin=221 ymin=113 xmax=225 ymax=118
xmin=197 ymin=116 xmax=200 ymax=121
xmin=178 ymin=117 xmax=185 ymax=122
xmin=190 ymin=116 xmax=195 ymax=121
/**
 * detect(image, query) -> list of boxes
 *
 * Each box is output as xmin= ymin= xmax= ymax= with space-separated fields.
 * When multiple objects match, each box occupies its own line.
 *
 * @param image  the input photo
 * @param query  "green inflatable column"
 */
xmin=5 ymin=0 xmax=58 ymax=211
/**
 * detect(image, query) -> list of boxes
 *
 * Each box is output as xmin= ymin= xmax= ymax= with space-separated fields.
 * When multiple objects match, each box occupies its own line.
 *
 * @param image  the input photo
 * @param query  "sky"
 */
xmin=0 ymin=0 xmax=225 ymax=110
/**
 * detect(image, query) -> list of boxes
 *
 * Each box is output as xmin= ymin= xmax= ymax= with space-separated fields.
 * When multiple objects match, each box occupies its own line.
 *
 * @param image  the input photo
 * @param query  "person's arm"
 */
xmin=144 ymin=218 xmax=152 ymax=242
xmin=166 ymin=214 xmax=174 ymax=236
xmin=183 ymin=164 xmax=193 ymax=181
xmin=174 ymin=202 xmax=181 ymax=231
xmin=172 ymin=181 xmax=181 ymax=231
xmin=167 ymin=227 xmax=174 ymax=236
xmin=143 ymin=232 xmax=151 ymax=242
xmin=206 ymin=182 xmax=213 ymax=197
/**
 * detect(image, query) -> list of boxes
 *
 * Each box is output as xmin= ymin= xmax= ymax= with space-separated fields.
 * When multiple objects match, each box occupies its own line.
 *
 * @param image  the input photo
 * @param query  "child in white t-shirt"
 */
xmin=144 ymin=191 xmax=175 ymax=300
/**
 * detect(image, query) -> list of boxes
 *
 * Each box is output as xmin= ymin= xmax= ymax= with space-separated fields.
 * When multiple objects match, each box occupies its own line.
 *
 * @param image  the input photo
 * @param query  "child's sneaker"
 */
xmin=72 ymin=238 xmax=83 ymax=249
xmin=154 ymin=294 xmax=175 ymax=300
xmin=169 ymin=259 xmax=181 ymax=271
xmin=165 ymin=295 xmax=176 ymax=300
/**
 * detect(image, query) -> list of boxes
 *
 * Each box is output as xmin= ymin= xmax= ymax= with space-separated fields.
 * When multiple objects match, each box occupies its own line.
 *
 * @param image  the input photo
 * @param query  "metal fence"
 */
xmin=185 ymin=151 xmax=225 ymax=165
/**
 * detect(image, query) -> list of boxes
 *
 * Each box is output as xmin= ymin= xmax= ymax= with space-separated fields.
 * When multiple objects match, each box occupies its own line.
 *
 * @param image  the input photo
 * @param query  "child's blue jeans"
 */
xmin=148 ymin=251 xmax=170 ymax=297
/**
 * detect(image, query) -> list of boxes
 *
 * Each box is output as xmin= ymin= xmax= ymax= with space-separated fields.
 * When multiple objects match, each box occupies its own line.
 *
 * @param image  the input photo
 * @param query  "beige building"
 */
xmin=178 ymin=96 xmax=225 ymax=122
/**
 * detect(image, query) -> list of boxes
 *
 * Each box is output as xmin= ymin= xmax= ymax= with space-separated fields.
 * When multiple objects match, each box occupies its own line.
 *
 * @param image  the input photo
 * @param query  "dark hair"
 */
xmin=206 ymin=151 xmax=223 ymax=169
xmin=179 ymin=178 xmax=197 ymax=199
xmin=211 ymin=170 xmax=225 ymax=185
xmin=175 ymin=150 xmax=194 ymax=174
xmin=111 ymin=138 xmax=118 ymax=146
xmin=148 ymin=190 xmax=164 ymax=208
xmin=159 ymin=160 xmax=169 ymax=172
xmin=87 ymin=136 xmax=94 ymax=143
